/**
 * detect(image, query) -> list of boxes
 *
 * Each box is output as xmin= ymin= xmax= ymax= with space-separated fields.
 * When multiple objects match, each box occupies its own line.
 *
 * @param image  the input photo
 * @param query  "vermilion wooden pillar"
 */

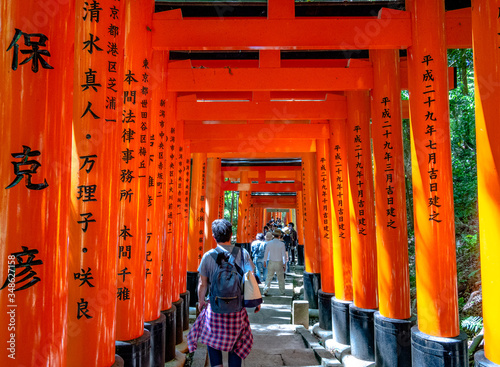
xmin=371 ymin=50 xmax=411 ymax=320
xmin=180 ymin=138 xmax=191 ymax=294
xmin=329 ymin=119 xmax=353 ymax=302
xmin=188 ymin=153 xmax=207 ymax=272
xmin=301 ymin=152 xmax=321 ymax=309
xmin=237 ymin=172 xmax=249 ymax=245
xmin=186 ymin=152 xmax=207 ymax=307
xmin=315 ymin=139 xmax=335 ymax=294
xmin=346 ymin=91 xmax=378 ymax=310
xmin=407 ymin=0 xmax=467 ymax=364
xmin=0 ymin=2 xmax=73 ymax=366
xmin=472 ymin=0 xmax=500 ymax=365
xmin=161 ymin=87 xmax=174 ymax=314
xmin=346 ymin=91 xmax=378 ymax=361
xmin=205 ymin=157 xmax=222 ymax=249
xmin=407 ymin=0 xmax=459 ymax=337
xmin=316 ymin=139 xmax=335 ymax=330
xmin=371 ymin=49 xmax=412 ymax=366
xmin=115 ymin=0 xmax=152 ymax=345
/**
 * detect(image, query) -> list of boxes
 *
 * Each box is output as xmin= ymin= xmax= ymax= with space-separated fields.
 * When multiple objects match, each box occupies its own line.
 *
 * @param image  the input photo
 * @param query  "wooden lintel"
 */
xmin=184 ymin=123 xmax=329 ymax=141
xmin=167 ymin=66 xmax=373 ymax=92
xmin=222 ymin=182 xmax=301 ymax=192
xmin=177 ymin=100 xmax=347 ymax=121
xmin=152 ymin=9 xmax=470 ymax=51
xmin=189 ymin=138 xmax=317 ymax=154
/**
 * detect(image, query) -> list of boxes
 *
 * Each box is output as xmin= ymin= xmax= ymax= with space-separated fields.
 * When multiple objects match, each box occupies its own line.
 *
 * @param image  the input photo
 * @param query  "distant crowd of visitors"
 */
xmin=250 ymin=218 xmax=298 ymax=295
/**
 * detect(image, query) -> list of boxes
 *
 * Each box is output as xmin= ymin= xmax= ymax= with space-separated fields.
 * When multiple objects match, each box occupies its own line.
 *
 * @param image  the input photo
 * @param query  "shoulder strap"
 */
xmin=211 ymin=246 xmax=244 ymax=276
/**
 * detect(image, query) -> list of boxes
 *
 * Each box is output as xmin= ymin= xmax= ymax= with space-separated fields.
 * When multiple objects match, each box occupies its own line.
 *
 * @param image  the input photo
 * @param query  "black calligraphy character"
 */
xmin=382 ymin=109 xmax=391 ymax=118
xmin=7 ymin=29 xmax=53 ymax=72
xmin=428 ymin=195 xmax=441 ymax=208
xmin=6 ymin=145 xmax=48 ymax=190
xmin=117 ymin=287 xmax=130 ymax=300
xmin=82 ymin=33 xmax=103 ymax=54
xmin=79 ymin=155 xmax=97 ymax=173
xmin=118 ymin=267 xmax=131 ymax=282
xmin=425 ymin=125 xmax=437 ymax=136
xmin=381 ymin=97 xmax=391 ymax=106
xmin=106 ymin=96 xmax=117 ymax=110
xmin=107 ymin=77 xmax=117 ymax=93
xmin=120 ymin=169 xmax=135 ymax=183
xmin=82 ymin=68 xmax=101 ymax=92
xmin=143 ymin=59 xmax=150 ymax=69
xmin=83 ymin=1 xmax=103 ymax=22
xmin=422 ymin=55 xmax=434 ymax=66
xmin=124 ymin=70 xmax=138 ymax=84
xmin=142 ymin=72 xmax=149 ymax=83
xmin=107 ymin=42 xmax=119 ymax=56
xmin=110 ymin=5 xmax=119 ymax=19
xmin=122 ymin=129 xmax=135 ymax=143
xmin=0 ymin=246 xmax=43 ymax=291
xmin=77 ymin=298 xmax=93 ymax=319
xmin=425 ymin=111 xmax=437 ymax=121
xmin=122 ymin=149 xmax=134 ymax=163
xmin=119 ymin=225 xmax=133 ymax=241
xmin=74 ymin=267 xmax=95 ymax=287
xmin=77 ymin=212 xmax=96 ymax=233
xmin=423 ymin=69 xmax=434 ymax=82
xmin=120 ymin=189 xmax=134 ymax=203
xmin=81 ymin=101 xmax=100 ymax=119
xmin=108 ymin=24 xmax=119 ymax=37
xmin=429 ymin=212 xmax=442 ymax=223
xmin=76 ymin=185 xmax=97 ymax=202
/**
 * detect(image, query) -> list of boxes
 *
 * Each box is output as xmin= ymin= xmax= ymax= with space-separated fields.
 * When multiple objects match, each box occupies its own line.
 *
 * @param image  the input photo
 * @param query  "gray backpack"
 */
xmin=208 ymin=247 xmax=244 ymax=314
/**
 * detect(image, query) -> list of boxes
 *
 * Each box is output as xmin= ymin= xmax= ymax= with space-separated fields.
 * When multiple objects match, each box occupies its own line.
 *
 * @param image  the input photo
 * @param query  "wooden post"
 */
xmin=346 ymin=91 xmax=378 ymax=310
xmin=472 ymin=0 xmax=500 ymax=364
xmin=316 ymin=139 xmax=335 ymax=294
xmin=371 ymin=49 xmax=411 ymax=320
xmin=0 ymin=2 xmax=74 ymax=366
xmin=329 ymin=119 xmax=353 ymax=302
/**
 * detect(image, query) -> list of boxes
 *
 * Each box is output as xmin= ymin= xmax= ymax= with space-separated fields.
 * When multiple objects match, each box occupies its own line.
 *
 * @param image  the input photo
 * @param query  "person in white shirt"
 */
xmin=263 ymin=229 xmax=286 ymax=296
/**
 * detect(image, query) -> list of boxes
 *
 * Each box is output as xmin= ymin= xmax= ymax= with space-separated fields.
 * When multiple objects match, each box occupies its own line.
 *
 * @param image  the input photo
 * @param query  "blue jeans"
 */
xmin=255 ymin=259 xmax=267 ymax=281
xmin=207 ymin=346 xmax=242 ymax=367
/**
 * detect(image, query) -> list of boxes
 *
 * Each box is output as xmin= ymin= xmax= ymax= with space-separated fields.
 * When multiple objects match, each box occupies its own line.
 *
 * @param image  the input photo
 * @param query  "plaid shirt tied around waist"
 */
xmin=187 ymin=303 xmax=253 ymax=359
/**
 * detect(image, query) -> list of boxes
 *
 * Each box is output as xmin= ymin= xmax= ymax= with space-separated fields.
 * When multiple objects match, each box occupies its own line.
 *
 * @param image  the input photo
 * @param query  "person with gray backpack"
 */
xmin=187 ymin=219 xmax=261 ymax=367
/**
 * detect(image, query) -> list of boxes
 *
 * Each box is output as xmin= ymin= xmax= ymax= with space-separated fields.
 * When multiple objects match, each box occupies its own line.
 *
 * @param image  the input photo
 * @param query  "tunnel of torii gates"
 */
xmin=1 ymin=0 xmax=500 ymax=366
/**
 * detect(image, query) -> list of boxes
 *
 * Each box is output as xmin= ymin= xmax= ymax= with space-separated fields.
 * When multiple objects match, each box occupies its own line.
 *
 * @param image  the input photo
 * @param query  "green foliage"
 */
xmin=461 ymin=316 xmax=483 ymax=334
xmin=448 ymin=49 xmax=478 ymax=237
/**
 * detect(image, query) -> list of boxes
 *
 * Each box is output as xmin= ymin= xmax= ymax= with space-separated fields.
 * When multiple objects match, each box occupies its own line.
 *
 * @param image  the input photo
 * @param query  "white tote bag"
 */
xmin=243 ymin=271 xmax=263 ymax=308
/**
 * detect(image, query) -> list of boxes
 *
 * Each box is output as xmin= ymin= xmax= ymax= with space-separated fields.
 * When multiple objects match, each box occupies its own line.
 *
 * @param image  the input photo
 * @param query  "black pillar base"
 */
xmin=411 ymin=326 xmax=468 ymax=367
xmin=112 ymin=355 xmax=125 ymax=367
xmin=475 ymin=351 xmax=500 ymax=366
xmin=172 ymin=299 xmax=184 ymax=345
xmin=180 ymin=291 xmax=190 ymax=331
xmin=374 ymin=312 xmax=413 ymax=367
xmin=303 ymin=271 xmax=321 ymax=309
xmin=187 ymin=271 xmax=199 ymax=307
xmin=115 ymin=330 xmax=151 ymax=367
xmin=318 ymin=289 xmax=334 ymax=330
xmin=331 ymin=297 xmax=351 ymax=345
xmin=161 ymin=306 xmax=176 ymax=362
xmin=297 ymin=245 xmax=305 ymax=266
xmin=145 ymin=313 xmax=166 ymax=367
xmin=350 ymin=304 xmax=376 ymax=361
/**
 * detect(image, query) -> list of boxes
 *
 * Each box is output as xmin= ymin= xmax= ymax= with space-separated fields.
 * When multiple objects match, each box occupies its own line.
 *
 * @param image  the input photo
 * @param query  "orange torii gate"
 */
xmin=2 ymin=1 xmax=500 ymax=367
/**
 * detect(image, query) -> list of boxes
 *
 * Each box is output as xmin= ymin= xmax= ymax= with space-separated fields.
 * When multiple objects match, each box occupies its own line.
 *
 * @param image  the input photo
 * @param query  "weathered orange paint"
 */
xmin=316 ymin=139 xmax=335 ymax=293
xmin=472 ymin=0 xmax=500 ymax=361
xmin=371 ymin=49 xmax=411 ymax=320
xmin=329 ymin=120 xmax=353 ymax=302
xmin=204 ymin=158 xmax=222 ymax=249
xmin=175 ymin=118 xmax=188 ymax=293
xmin=346 ymin=91 xmax=378 ymax=310
xmin=0 ymin=2 xmax=73 ymax=366
xmin=180 ymin=138 xmax=191 ymax=292
xmin=237 ymin=172 xmax=250 ymax=244
xmin=407 ymin=0 xmax=459 ymax=338
xmin=301 ymin=153 xmax=321 ymax=273
xmin=188 ymin=153 xmax=207 ymax=272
